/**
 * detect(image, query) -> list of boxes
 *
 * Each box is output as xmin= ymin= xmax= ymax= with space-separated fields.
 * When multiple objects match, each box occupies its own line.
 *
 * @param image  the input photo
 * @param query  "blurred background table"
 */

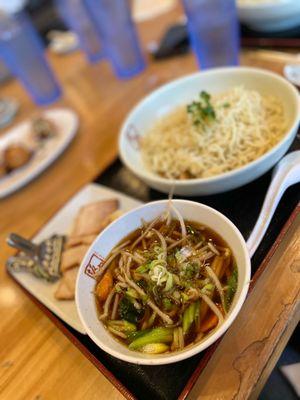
xmin=0 ymin=4 xmax=299 ymax=400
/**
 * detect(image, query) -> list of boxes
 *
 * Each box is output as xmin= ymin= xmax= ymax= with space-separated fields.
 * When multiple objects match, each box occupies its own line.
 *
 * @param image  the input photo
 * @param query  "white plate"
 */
xmin=0 ymin=108 xmax=78 ymax=198
xmin=7 ymin=183 xmax=142 ymax=334
xmin=132 ymin=0 xmax=176 ymax=22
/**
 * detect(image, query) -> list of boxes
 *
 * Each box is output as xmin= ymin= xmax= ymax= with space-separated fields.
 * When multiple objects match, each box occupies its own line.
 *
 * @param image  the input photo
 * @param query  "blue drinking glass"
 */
xmin=55 ymin=0 xmax=104 ymax=63
xmin=84 ymin=0 xmax=145 ymax=79
xmin=0 ymin=11 xmax=61 ymax=105
xmin=182 ymin=0 xmax=240 ymax=69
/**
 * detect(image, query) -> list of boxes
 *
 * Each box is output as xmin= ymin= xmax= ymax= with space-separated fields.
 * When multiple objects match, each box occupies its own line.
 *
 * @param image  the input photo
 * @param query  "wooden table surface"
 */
xmin=1 ymin=7 xmax=300 ymax=400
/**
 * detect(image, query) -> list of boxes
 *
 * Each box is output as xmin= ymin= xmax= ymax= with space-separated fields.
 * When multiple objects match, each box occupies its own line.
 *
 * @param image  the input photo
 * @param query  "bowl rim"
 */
xmin=76 ymin=199 xmax=251 ymax=365
xmin=119 ymin=66 xmax=300 ymax=188
xmin=237 ymin=0 xmax=298 ymax=10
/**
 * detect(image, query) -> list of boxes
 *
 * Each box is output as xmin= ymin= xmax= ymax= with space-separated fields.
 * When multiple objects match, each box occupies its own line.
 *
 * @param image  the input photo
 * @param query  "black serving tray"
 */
xmin=9 ymin=138 xmax=300 ymax=400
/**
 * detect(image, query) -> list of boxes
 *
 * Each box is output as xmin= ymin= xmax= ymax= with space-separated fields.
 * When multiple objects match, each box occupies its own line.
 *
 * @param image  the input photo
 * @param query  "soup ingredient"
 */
xmin=200 ymin=313 xmax=218 ymax=333
xmin=107 ymin=320 xmax=136 ymax=334
xmin=119 ymin=296 xmax=144 ymax=324
xmin=96 ymin=270 xmax=113 ymax=302
xmin=128 ymin=327 xmax=173 ymax=350
xmin=141 ymin=86 xmax=287 ymax=180
xmin=140 ymin=343 xmax=169 ymax=354
xmin=95 ymin=206 xmax=238 ymax=353
xmin=183 ymin=301 xmax=200 ymax=335
xmin=225 ymin=264 xmax=238 ymax=311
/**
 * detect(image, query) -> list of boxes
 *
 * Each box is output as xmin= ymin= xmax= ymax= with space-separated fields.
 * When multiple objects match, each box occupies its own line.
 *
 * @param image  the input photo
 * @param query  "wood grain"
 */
xmin=0 ymin=4 xmax=299 ymax=399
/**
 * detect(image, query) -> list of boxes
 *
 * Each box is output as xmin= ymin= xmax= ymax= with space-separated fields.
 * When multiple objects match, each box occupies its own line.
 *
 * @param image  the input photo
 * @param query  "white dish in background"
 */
xmin=76 ymin=199 xmax=251 ymax=365
xmin=237 ymin=0 xmax=300 ymax=32
xmin=7 ymin=183 xmax=142 ymax=334
xmin=132 ymin=0 xmax=176 ymax=22
xmin=119 ymin=67 xmax=300 ymax=196
xmin=0 ymin=108 xmax=78 ymax=198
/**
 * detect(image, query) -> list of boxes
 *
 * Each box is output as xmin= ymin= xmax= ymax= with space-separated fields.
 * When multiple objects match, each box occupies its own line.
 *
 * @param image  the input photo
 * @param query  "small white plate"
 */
xmin=0 ymin=108 xmax=78 ymax=198
xmin=132 ymin=0 xmax=176 ymax=22
xmin=7 ymin=183 xmax=142 ymax=334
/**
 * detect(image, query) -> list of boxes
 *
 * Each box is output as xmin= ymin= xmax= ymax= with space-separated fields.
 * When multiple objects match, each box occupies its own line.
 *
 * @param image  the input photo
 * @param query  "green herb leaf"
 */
xmin=187 ymin=91 xmax=216 ymax=128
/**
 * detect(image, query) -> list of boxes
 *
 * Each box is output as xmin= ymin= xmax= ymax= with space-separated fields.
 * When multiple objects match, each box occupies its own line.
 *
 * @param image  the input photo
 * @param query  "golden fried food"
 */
xmin=32 ymin=116 xmax=56 ymax=140
xmin=0 ymin=161 xmax=6 ymax=177
xmin=4 ymin=144 xmax=32 ymax=171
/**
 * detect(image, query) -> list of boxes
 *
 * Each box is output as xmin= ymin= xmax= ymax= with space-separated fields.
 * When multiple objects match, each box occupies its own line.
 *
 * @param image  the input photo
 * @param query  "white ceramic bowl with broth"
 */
xmin=237 ymin=0 xmax=300 ymax=32
xmin=119 ymin=67 xmax=300 ymax=196
xmin=76 ymin=200 xmax=251 ymax=365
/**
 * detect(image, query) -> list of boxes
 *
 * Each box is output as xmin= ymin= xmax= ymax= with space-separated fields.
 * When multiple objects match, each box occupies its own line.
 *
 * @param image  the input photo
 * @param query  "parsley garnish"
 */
xmin=187 ymin=91 xmax=216 ymax=127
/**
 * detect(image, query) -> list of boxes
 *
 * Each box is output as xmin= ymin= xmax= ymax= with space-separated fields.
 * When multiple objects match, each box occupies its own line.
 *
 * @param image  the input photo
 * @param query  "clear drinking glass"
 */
xmin=0 ymin=11 xmax=61 ymax=105
xmin=55 ymin=0 xmax=104 ymax=63
xmin=84 ymin=0 xmax=145 ymax=79
xmin=182 ymin=0 xmax=240 ymax=69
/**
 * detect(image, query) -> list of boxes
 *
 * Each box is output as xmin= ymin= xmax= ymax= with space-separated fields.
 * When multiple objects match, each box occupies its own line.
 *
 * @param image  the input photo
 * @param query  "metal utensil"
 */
xmin=6 ymin=233 xmax=65 ymax=281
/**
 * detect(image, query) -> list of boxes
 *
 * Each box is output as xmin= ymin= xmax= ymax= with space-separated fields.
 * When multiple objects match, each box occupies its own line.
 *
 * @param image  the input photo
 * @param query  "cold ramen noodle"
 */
xmin=141 ymin=86 xmax=287 ymax=180
xmin=94 ymin=206 xmax=238 ymax=354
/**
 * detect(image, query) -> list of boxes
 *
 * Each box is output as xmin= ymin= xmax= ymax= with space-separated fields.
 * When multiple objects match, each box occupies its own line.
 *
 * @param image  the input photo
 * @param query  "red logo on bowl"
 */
xmin=126 ymin=124 xmax=140 ymax=150
xmin=84 ymin=253 xmax=105 ymax=279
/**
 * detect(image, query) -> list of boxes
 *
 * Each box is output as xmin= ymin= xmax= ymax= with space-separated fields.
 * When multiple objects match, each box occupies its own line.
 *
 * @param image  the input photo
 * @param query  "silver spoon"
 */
xmin=247 ymin=150 xmax=300 ymax=257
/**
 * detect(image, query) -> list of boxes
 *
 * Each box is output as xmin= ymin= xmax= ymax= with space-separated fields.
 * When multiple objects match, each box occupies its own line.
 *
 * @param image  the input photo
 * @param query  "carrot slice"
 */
xmin=96 ymin=270 xmax=113 ymax=302
xmin=200 ymin=314 xmax=218 ymax=333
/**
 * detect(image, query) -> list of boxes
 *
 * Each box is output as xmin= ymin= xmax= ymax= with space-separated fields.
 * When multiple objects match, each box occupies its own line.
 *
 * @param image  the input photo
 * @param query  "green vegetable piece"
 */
xmin=194 ymin=300 xmax=200 ymax=328
xmin=162 ymin=298 xmax=173 ymax=311
xmin=129 ymin=327 xmax=173 ymax=350
xmin=184 ymin=263 xmax=198 ymax=280
xmin=187 ymin=225 xmax=195 ymax=235
xmin=181 ymin=292 xmax=189 ymax=303
xmin=115 ymin=286 xmax=122 ymax=294
xmin=136 ymin=263 xmax=151 ymax=273
xmin=118 ymin=297 xmax=144 ymax=324
xmin=107 ymin=320 xmax=136 ymax=333
xmin=183 ymin=302 xmax=197 ymax=334
xmin=148 ymin=312 xmax=156 ymax=328
xmin=164 ymin=273 xmax=173 ymax=292
xmin=225 ymin=265 xmax=238 ymax=311
xmin=128 ymin=329 xmax=151 ymax=342
xmin=203 ymin=283 xmax=214 ymax=291
xmin=126 ymin=288 xmax=139 ymax=299
xmin=141 ymin=343 xmax=169 ymax=354
xmin=222 ymin=102 xmax=230 ymax=108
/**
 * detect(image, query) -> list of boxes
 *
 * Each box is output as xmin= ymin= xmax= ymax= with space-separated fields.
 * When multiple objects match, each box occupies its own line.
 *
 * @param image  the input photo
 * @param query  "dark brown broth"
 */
xmin=95 ymin=219 xmax=237 ymax=352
